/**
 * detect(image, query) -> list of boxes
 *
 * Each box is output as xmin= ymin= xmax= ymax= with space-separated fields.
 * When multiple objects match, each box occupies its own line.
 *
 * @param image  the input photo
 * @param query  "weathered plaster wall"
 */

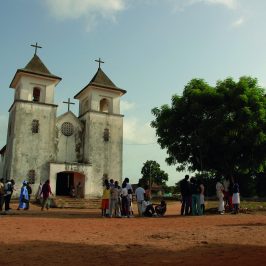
xmin=6 ymin=102 xmax=57 ymax=197
xmin=82 ymin=111 xmax=123 ymax=188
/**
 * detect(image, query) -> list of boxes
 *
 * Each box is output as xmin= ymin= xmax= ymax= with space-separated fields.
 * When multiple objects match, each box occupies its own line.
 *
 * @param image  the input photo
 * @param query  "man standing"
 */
xmin=180 ymin=175 xmax=190 ymax=215
xmin=25 ymin=183 xmax=32 ymax=210
xmin=190 ymin=177 xmax=202 ymax=216
xmin=41 ymin=180 xmax=53 ymax=211
xmin=109 ymin=181 xmax=121 ymax=217
xmin=135 ymin=183 xmax=146 ymax=216
xmin=5 ymin=179 xmax=15 ymax=211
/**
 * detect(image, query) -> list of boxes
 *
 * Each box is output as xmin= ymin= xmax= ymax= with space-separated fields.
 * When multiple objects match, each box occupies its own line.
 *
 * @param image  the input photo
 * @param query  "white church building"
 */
xmin=0 ymin=49 xmax=126 ymax=198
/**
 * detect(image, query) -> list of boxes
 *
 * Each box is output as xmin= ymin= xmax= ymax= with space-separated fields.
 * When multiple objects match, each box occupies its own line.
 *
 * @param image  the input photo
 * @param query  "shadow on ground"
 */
xmin=0 ymin=240 xmax=265 ymax=266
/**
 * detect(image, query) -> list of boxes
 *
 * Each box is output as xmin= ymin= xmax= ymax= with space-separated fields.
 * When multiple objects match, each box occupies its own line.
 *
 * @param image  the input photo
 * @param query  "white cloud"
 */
xmin=123 ymin=117 xmax=156 ymax=144
xmin=120 ymin=100 xmax=135 ymax=113
xmin=203 ymin=0 xmax=237 ymax=9
xmin=169 ymin=0 xmax=238 ymax=11
xmin=44 ymin=0 xmax=126 ymax=30
xmin=232 ymin=17 xmax=244 ymax=27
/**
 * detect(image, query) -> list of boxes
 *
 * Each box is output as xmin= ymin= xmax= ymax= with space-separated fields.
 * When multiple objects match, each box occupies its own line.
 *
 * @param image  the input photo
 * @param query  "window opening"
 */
xmin=61 ymin=122 xmax=74 ymax=136
xmin=32 ymin=120 xmax=39 ymax=133
xmin=100 ymin=98 xmax=109 ymax=113
xmin=103 ymin=128 xmax=110 ymax=142
xmin=33 ymin=87 xmax=41 ymax=102
xmin=28 ymin=170 xmax=36 ymax=184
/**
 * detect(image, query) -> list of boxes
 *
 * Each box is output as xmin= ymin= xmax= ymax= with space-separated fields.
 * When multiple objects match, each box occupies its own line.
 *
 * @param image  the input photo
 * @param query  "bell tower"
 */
xmin=74 ymin=59 xmax=126 ymax=195
xmin=3 ymin=43 xmax=61 ymax=194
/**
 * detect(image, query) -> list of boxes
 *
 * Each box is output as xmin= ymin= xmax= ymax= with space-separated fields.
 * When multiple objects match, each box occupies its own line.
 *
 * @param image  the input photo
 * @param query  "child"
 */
xmin=232 ymin=180 xmax=240 ymax=214
xmin=101 ymin=179 xmax=110 ymax=217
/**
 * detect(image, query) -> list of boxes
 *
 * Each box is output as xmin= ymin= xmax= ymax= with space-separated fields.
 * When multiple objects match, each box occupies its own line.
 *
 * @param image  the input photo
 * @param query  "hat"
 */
xmin=23 ymin=180 xmax=28 ymax=185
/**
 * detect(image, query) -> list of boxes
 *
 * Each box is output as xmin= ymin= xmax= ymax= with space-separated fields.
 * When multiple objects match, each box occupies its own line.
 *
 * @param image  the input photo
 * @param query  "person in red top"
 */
xmin=40 ymin=180 xmax=53 ymax=211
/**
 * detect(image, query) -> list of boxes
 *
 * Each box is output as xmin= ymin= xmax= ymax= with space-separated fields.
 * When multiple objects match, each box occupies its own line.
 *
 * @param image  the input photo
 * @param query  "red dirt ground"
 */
xmin=0 ymin=202 xmax=266 ymax=266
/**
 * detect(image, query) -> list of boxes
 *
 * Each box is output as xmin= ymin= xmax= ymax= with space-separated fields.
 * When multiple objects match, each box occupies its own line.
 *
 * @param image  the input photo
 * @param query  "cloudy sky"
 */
xmin=1 ymin=0 xmax=266 ymax=185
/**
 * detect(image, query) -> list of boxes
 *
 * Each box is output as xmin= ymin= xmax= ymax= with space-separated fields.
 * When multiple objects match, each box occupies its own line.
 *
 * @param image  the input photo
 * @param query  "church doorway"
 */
xmin=56 ymin=171 xmax=85 ymax=198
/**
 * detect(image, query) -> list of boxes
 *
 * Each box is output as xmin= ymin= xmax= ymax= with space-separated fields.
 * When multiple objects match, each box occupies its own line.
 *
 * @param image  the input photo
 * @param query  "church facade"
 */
xmin=0 ymin=52 xmax=126 ymax=198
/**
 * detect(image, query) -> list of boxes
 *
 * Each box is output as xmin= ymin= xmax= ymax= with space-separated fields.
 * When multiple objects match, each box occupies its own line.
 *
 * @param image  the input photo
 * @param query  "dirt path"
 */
xmin=0 ymin=202 xmax=266 ymax=265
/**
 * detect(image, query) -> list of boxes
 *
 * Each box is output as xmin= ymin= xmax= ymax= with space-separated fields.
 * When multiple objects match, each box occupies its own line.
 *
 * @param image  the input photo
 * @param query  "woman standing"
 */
xmin=17 ymin=181 xmax=29 ymax=210
xmin=216 ymin=178 xmax=225 ymax=214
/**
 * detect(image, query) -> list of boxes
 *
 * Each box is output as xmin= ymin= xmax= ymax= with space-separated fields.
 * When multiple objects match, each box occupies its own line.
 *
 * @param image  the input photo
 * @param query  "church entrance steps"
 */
xmin=51 ymin=196 xmax=101 ymax=209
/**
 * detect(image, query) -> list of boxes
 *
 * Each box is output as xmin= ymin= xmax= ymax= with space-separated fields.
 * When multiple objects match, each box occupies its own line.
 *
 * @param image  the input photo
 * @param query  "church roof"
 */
xmin=74 ymin=67 xmax=126 ymax=99
xmin=90 ymin=67 xmax=117 ymax=88
xmin=10 ymin=54 xmax=61 ymax=88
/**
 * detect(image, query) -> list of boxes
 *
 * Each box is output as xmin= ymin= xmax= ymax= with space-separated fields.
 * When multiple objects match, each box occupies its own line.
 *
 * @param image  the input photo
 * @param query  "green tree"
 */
xmin=141 ymin=160 xmax=168 ymax=187
xmin=151 ymin=77 xmax=266 ymax=179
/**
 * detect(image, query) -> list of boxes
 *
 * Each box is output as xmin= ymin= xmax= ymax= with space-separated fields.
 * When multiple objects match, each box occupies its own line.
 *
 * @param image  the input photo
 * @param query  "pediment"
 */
xmin=56 ymin=111 xmax=83 ymax=130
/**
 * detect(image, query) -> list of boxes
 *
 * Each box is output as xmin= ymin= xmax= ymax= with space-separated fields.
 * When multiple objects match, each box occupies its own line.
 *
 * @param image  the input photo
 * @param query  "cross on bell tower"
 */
xmin=95 ymin=57 xmax=104 ymax=69
xmin=31 ymin=42 xmax=42 ymax=55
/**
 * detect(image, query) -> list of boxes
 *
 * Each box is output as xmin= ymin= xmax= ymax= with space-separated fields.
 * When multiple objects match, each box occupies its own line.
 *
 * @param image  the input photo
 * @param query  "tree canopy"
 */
xmin=141 ymin=160 xmax=168 ymax=187
xmin=151 ymin=76 xmax=266 ymax=178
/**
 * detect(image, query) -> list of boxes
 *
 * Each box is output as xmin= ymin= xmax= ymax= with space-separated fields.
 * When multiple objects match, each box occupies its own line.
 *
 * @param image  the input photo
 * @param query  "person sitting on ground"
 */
xmin=155 ymin=200 xmax=167 ymax=216
xmin=141 ymin=197 xmax=156 ymax=217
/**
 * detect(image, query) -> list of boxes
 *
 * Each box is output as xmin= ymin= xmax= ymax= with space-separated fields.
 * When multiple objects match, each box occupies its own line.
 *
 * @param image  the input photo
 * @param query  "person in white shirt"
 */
xmin=141 ymin=199 xmax=156 ymax=217
xmin=135 ymin=183 xmax=146 ymax=216
xmin=216 ymin=178 xmax=225 ymax=214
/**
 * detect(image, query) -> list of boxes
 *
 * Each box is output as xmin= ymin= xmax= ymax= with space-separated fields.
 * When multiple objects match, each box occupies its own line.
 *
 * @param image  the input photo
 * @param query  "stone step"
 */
xmin=52 ymin=197 xmax=101 ymax=209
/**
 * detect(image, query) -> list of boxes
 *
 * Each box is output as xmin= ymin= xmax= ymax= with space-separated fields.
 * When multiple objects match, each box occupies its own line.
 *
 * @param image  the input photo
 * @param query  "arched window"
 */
xmin=33 ymin=87 xmax=41 ymax=102
xmin=100 ymin=98 xmax=109 ymax=113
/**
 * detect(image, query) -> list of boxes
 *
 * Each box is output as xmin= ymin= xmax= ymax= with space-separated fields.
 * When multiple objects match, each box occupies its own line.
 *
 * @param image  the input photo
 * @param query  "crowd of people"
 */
xmin=1 ymin=174 xmax=241 ymax=217
xmin=180 ymin=174 xmax=240 ymax=216
xmin=101 ymin=177 xmax=167 ymax=218
xmin=180 ymin=175 xmax=205 ymax=216
xmin=0 ymin=178 xmax=53 ymax=214
xmin=216 ymin=176 xmax=240 ymax=214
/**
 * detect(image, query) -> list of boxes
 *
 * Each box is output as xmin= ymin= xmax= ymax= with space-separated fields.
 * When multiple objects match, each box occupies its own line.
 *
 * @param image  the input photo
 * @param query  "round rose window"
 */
xmin=61 ymin=122 xmax=74 ymax=136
